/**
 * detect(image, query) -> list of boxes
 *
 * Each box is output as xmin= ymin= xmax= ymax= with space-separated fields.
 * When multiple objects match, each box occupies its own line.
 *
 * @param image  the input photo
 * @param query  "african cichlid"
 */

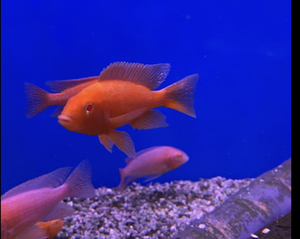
xmin=118 ymin=146 xmax=189 ymax=192
xmin=58 ymin=62 xmax=199 ymax=157
xmin=1 ymin=161 xmax=96 ymax=239
xmin=25 ymin=76 xmax=99 ymax=118
xmin=35 ymin=219 xmax=63 ymax=239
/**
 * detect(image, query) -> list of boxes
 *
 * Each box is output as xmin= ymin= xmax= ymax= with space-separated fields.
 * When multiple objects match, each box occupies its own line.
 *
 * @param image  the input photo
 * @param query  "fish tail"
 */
xmin=163 ymin=74 xmax=199 ymax=117
xmin=64 ymin=160 xmax=96 ymax=198
xmin=118 ymin=168 xmax=126 ymax=192
xmin=24 ymin=82 xmax=50 ymax=118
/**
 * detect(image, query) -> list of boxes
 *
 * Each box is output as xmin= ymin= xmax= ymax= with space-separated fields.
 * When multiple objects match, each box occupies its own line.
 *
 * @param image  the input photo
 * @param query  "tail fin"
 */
xmin=64 ymin=160 xmax=96 ymax=198
xmin=163 ymin=74 xmax=199 ymax=117
xmin=24 ymin=83 xmax=50 ymax=118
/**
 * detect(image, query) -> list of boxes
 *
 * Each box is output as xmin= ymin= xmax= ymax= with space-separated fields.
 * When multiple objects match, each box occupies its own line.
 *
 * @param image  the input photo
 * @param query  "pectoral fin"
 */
xmin=99 ymin=130 xmax=136 ymax=158
xmin=109 ymin=107 xmax=147 ymax=129
xmin=99 ymin=134 xmax=114 ymax=152
xmin=129 ymin=110 xmax=169 ymax=130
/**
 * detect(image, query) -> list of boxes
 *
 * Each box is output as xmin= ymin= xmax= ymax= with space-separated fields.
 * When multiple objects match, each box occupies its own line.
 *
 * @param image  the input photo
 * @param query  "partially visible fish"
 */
xmin=25 ymin=76 xmax=99 ymax=118
xmin=58 ymin=62 xmax=199 ymax=157
xmin=118 ymin=146 xmax=189 ymax=192
xmin=1 ymin=161 xmax=96 ymax=239
xmin=35 ymin=219 xmax=63 ymax=239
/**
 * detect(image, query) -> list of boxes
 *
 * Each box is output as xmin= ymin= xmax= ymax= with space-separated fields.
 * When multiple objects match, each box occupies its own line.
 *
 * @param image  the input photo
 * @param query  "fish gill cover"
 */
xmin=1 ymin=0 xmax=290 ymax=198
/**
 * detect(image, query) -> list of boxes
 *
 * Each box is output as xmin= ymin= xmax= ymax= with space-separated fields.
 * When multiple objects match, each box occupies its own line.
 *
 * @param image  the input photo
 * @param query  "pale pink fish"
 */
xmin=118 ymin=146 xmax=189 ymax=192
xmin=1 ymin=161 xmax=96 ymax=239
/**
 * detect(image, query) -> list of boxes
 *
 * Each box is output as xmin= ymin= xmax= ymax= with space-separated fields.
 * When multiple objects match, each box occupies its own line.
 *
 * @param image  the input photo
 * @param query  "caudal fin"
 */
xmin=64 ymin=160 xmax=96 ymax=198
xmin=24 ymin=82 xmax=50 ymax=118
xmin=163 ymin=74 xmax=199 ymax=117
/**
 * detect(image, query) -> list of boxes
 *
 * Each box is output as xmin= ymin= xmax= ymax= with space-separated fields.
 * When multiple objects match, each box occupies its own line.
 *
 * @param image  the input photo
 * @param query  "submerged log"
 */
xmin=172 ymin=158 xmax=291 ymax=239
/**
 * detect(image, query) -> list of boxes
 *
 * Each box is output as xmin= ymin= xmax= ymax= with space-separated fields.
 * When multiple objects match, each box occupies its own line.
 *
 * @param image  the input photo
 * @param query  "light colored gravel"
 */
xmin=56 ymin=176 xmax=252 ymax=239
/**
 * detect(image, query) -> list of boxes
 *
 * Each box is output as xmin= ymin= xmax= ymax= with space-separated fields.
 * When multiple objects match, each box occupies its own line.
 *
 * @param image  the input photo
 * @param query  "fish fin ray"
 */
xmin=163 ymin=74 xmax=199 ymax=117
xmin=15 ymin=225 xmax=48 ymax=239
xmin=129 ymin=110 xmax=169 ymax=129
xmin=45 ymin=76 xmax=99 ymax=93
xmin=107 ymin=130 xmax=136 ymax=158
xmin=64 ymin=160 xmax=96 ymax=198
xmin=24 ymin=83 xmax=49 ymax=118
xmin=99 ymin=134 xmax=114 ymax=152
xmin=99 ymin=62 xmax=170 ymax=89
xmin=1 ymin=167 xmax=71 ymax=200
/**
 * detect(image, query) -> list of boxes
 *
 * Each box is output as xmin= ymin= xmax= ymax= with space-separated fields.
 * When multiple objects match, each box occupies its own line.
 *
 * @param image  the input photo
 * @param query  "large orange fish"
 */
xmin=1 ymin=161 xmax=95 ymax=239
xmin=58 ymin=62 xmax=199 ymax=157
xmin=118 ymin=146 xmax=189 ymax=192
xmin=35 ymin=219 xmax=63 ymax=239
xmin=25 ymin=76 xmax=99 ymax=118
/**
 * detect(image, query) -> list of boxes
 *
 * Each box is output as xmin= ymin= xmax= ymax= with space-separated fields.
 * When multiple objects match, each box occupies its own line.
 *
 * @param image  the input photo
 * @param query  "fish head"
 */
xmin=58 ymin=87 xmax=109 ymax=135
xmin=166 ymin=148 xmax=189 ymax=170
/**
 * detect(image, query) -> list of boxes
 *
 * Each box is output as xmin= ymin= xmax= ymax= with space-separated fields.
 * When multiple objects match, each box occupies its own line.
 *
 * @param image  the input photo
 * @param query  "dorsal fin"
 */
xmin=45 ymin=76 xmax=99 ymax=93
xmin=1 ymin=167 xmax=71 ymax=200
xmin=99 ymin=62 xmax=170 ymax=90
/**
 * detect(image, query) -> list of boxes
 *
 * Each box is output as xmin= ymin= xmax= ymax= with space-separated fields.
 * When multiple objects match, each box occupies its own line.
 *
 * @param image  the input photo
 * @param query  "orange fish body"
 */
xmin=35 ymin=219 xmax=63 ymax=239
xmin=25 ymin=76 xmax=99 ymax=118
xmin=118 ymin=146 xmax=189 ymax=192
xmin=58 ymin=62 xmax=199 ymax=157
xmin=1 ymin=161 xmax=95 ymax=239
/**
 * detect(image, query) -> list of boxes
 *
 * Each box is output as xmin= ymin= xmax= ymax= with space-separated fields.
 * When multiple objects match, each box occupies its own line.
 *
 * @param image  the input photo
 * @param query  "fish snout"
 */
xmin=58 ymin=114 xmax=72 ymax=125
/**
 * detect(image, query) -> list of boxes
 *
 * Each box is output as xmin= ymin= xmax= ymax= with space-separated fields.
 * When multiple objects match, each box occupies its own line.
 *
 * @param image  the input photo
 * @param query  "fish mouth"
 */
xmin=58 ymin=114 xmax=72 ymax=125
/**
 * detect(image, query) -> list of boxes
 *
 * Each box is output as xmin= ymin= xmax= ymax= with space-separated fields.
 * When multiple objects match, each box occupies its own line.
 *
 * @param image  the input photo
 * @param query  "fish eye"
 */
xmin=84 ymin=102 xmax=94 ymax=115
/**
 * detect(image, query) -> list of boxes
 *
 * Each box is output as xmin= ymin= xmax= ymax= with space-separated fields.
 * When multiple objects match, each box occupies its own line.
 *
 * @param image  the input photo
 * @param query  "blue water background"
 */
xmin=1 ymin=1 xmax=291 ymax=195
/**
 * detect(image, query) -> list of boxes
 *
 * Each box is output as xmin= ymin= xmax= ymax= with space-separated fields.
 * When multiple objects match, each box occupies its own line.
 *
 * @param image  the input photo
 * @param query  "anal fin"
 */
xmin=99 ymin=131 xmax=136 ymax=158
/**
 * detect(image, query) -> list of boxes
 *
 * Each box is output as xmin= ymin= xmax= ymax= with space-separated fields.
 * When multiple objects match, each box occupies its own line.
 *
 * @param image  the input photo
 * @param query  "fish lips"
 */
xmin=58 ymin=114 xmax=74 ymax=130
xmin=58 ymin=114 xmax=72 ymax=124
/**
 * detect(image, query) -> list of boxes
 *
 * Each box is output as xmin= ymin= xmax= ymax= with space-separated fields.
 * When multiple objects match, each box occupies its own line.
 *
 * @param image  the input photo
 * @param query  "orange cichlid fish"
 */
xmin=35 ymin=219 xmax=63 ymax=239
xmin=25 ymin=76 xmax=99 ymax=118
xmin=118 ymin=146 xmax=189 ymax=192
xmin=1 ymin=161 xmax=96 ymax=239
xmin=58 ymin=62 xmax=199 ymax=157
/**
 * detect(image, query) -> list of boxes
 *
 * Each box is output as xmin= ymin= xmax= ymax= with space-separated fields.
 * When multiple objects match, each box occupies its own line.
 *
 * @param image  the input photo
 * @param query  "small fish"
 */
xmin=58 ymin=62 xmax=199 ymax=157
xmin=25 ymin=76 xmax=99 ymax=118
xmin=1 ymin=161 xmax=96 ymax=239
xmin=118 ymin=146 xmax=189 ymax=192
xmin=35 ymin=219 xmax=63 ymax=239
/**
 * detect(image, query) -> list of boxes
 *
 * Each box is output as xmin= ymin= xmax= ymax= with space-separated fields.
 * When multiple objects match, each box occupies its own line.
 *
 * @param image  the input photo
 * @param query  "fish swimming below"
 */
xmin=1 ymin=161 xmax=96 ymax=239
xmin=25 ymin=76 xmax=99 ymax=118
xmin=58 ymin=62 xmax=199 ymax=157
xmin=35 ymin=219 xmax=63 ymax=239
xmin=118 ymin=146 xmax=189 ymax=192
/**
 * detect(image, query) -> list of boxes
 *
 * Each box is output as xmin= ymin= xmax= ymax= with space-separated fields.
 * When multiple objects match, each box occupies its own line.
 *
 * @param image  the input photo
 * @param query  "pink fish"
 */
xmin=1 ymin=161 xmax=96 ymax=239
xmin=24 ymin=76 xmax=99 ymax=118
xmin=118 ymin=146 xmax=189 ymax=192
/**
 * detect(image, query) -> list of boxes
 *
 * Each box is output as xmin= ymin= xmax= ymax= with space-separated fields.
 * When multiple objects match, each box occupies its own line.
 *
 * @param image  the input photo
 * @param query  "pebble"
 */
xmin=57 ymin=177 xmax=251 ymax=239
xmin=262 ymin=228 xmax=270 ymax=234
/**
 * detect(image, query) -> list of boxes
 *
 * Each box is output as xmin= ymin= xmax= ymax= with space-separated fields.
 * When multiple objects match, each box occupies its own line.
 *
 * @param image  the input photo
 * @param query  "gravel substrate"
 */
xmin=56 ymin=176 xmax=252 ymax=239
